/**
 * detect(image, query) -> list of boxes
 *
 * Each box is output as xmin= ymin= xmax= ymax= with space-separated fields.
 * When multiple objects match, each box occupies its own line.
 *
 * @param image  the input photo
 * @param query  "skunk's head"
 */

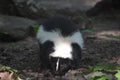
xmin=49 ymin=57 xmax=72 ymax=76
xmin=36 ymin=17 xmax=84 ymax=76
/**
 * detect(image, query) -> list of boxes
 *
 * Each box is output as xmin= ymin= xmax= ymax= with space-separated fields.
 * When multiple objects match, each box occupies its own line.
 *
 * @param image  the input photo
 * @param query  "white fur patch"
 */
xmin=50 ymin=40 xmax=73 ymax=59
xmin=36 ymin=25 xmax=84 ymax=59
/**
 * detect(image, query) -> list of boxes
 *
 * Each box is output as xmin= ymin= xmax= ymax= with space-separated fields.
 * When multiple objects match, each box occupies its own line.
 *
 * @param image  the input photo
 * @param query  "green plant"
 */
xmin=115 ymin=70 xmax=120 ymax=80
xmin=84 ymin=65 xmax=108 ymax=74
xmin=114 ymin=36 xmax=120 ymax=40
xmin=32 ymin=24 xmax=39 ymax=33
xmin=88 ymin=75 xmax=107 ymax=80
xmin=82 ymin=29 xmax=94 ymax=33
xmin=84 ymin=65 xmax=120 ymax=80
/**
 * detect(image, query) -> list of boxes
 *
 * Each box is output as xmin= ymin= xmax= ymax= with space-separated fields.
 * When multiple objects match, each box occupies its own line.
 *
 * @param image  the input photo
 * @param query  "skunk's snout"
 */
xmin=52 ymin=60 xmax=72 ymax=76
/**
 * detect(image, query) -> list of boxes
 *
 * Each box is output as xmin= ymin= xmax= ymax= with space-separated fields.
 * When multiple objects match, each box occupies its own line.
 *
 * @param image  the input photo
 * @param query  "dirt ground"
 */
xmin=0 ymin=9 xmax=120 ymax=80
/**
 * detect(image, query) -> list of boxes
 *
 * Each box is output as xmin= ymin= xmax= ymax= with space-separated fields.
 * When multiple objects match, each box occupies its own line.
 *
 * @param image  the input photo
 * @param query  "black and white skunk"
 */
xmin=36 ymin=16 xmax=84 ymax=76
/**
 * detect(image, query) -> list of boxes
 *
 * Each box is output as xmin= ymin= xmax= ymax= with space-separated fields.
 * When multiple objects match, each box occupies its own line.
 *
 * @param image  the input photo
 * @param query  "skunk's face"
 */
xmin=49 ymin=57 xmax=72 ymax=76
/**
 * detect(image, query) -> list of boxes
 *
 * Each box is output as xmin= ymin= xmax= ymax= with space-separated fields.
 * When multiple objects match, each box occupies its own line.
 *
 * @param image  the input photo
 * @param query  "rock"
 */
xmin=0 ymin=15 xmax=36 ymax=42
xmin=14 ymin=0 xmax=101 ymax=11
xmin=37 ymin=9 xmax=93 ymax=30
xmin=86 ymin=0 xmax=120 ymax=16
xmin=84 ymin=71 xmax=114 ymax=80
xmin=65 ymin=69 xmax=85 ymax=80
xmin=4 ymin=0 xmax=93 ymax=30
xmin=12 ymin=0 xmax=101 ymax=19
xmin=0 ymin=0 xmax=20 ymax=16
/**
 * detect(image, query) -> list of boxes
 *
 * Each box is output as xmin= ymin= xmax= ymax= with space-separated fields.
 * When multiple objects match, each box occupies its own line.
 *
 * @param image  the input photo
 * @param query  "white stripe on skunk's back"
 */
xmin=36 ymin=25 xmax=84 ymax=59
xmin=50 ymin=39 xmax=73 ymax=59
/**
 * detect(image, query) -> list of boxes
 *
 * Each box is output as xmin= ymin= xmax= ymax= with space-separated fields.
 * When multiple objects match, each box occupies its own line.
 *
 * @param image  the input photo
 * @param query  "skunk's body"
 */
xmin=36 ymin=16 xmax=83 ymax=76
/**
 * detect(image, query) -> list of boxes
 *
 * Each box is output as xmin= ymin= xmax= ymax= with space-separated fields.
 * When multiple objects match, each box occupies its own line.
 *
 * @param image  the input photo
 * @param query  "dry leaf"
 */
xmin=0 ymin=72 xmax=13 ymax=80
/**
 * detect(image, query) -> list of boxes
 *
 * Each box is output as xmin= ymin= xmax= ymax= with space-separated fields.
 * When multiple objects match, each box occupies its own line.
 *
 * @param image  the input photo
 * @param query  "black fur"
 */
xmin=42 ymin=16 xmax=79 ymax=36
xmin=71 ymin=43 xmax=82 ymax=68
xmin=39 ymin=41 xmax=54 ymax=69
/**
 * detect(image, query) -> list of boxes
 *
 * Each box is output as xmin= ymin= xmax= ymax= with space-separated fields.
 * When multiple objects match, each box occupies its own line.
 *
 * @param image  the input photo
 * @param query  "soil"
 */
xmin=0 ymin=9 xmax=120 ymax=80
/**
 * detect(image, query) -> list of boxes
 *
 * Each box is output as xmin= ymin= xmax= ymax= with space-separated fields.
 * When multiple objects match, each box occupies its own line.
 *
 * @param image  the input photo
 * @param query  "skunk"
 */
xmin=36 ymin=16 xmax=84 ymax=76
